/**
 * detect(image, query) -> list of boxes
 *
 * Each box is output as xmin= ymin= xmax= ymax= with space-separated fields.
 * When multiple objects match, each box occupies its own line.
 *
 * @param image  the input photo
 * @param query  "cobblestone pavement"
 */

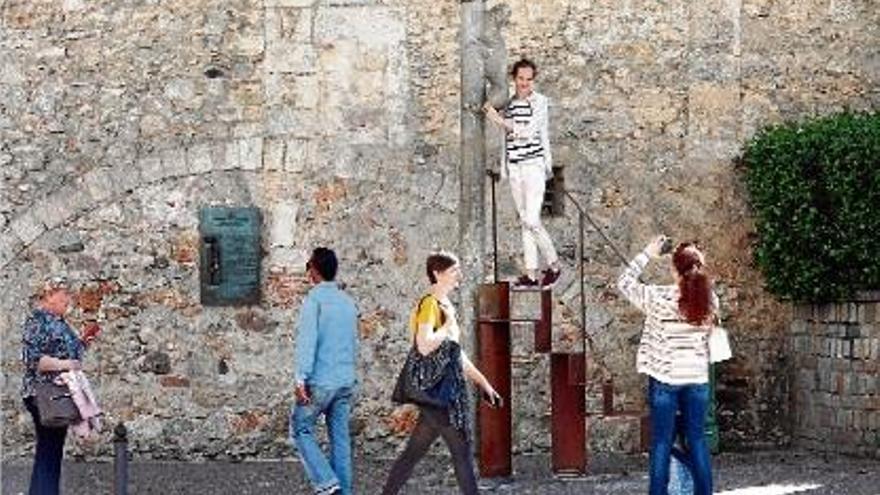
xmin=2 ymin=450 xmax=878 ymax=494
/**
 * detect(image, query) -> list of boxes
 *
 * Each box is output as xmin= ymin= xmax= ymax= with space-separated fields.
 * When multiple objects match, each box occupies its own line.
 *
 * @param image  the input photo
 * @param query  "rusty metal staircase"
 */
xmin=476 ymin=176 xmax=595 ymax=478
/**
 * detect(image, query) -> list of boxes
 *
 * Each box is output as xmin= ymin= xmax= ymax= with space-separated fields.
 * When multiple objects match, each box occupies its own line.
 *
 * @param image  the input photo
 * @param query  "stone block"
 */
xmin=263 ymin=138 xmax=285 ymax=171
xmin=818 ymin=304 xmax=833 ymax=323
xmin=689 ymin=52 xmax=741 ymax=82
xmin=510 ymin=290 xmax=543 ymax=321
xmin=48 ymin=230 xmax=85 ymax=254
xmin=161 ymin=148 xmax=188 ymax=178
xmin=848 ymin=303 xmax=861 ymax=323
xmin=793 ymin=304 xmax=810 ymax=321
xmin=10 ymin=210 xmax=46 ymax=245
xmin=262 ymin=72 xmax=289 ymax=107
xmin=222 ymin=141 xmax=241 ymax=170
xmin=138 ymin=155 xmax=170 ymax=184
xmin=266 ymin=7 xmax=312 ymax=44
xmin=234 ymin=309 xmax=272 ymax=333
xmin=141 ymin=351 xmax=172 ymax=375
xmin=32 ymin=192 xmax=75 ymax=230
xmin=187 ymin=143 xmax=215 ymax=175
xmin=284 ymin=138 xmax=315 ymax=172
xmin=864 ymin=303 xmax=878 ymax=323
xmin=845 ymin=325 xmax=862 ymax=339
xmin=108 ymin=163 xmax=145 ymax=195
xmin=81 ymin=167 xmax=116 ymax=202
xmin=0 ymin=234 xmax=23 ymax=268
xmin=269 ymin=201 xmax=298 ymax=247
xmin=685 ymin=82 xmax=740 ymax=161
xmin=296 ymin=76 xmax=320 ymax=109
xmin=233 ymin=122 xmax=263 ymax=139
xmin=314 ymin=7 xmax=405 ymax=49
xmin=631 ymin=88 xmax=681 ymax=131
xmin=266 ymin=43 xmax=317 ymax=74
xmin=239 ymin=137 xmax=263 ymax=171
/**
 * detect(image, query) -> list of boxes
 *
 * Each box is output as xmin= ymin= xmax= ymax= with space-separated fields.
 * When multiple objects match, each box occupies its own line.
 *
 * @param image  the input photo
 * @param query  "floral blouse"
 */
xmin=21 ymin=309 xmax=84 ymax=398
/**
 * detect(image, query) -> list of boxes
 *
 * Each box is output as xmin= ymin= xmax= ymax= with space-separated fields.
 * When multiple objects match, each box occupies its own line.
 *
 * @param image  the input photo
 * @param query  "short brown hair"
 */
xmin=426 ymin=251 xmax=459 ymax=284
xmin=510 ymin=58 xmax=538 ymax=78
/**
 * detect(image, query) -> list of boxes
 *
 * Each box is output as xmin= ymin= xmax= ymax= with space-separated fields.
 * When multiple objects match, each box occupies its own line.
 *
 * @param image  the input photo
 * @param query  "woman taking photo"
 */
xmin=383 ymin=252 xmax=501 ymax=495
xmin=21 ymin=277 xmax=98 ymax=495
xmin=617 ymin=237 xmax=717 ymax=495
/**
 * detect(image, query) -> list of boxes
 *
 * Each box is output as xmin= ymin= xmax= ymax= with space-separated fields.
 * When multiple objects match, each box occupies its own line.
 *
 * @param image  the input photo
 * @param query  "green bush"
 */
xmin=743 ymin=111 xmax=880 ymax=302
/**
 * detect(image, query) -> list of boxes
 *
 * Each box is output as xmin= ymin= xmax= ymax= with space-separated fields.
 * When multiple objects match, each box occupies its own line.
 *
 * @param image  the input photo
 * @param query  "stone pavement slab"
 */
xmin=2 ymin=450 xmax=877 ymax=494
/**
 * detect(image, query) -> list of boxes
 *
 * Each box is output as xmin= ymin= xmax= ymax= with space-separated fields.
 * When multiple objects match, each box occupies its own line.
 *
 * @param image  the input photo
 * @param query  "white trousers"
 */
xmin=508 ymin=162 xmax=559 ymax=271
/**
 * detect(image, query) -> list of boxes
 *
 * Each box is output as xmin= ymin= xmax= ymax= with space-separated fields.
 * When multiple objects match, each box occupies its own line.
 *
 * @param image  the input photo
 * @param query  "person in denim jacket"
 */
xmin=290 ymin=248 xmax=359 ymax=495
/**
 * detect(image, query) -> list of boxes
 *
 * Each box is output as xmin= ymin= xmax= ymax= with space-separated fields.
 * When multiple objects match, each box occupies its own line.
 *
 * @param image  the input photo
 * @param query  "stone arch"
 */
xmin=0 ymin=136 xmax=277 ymax=272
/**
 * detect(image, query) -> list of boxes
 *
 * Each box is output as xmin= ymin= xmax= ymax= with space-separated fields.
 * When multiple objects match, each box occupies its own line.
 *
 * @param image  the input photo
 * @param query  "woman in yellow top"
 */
xmin=383 ymin=251 xmax=501 ymax=495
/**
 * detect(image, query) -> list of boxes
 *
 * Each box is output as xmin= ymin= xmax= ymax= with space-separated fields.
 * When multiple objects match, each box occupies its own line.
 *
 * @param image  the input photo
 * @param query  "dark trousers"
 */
xmin=24 ymin=397 xmax=67 ymax=495
xmin=382 ymin=406 xmax=477 ymax=495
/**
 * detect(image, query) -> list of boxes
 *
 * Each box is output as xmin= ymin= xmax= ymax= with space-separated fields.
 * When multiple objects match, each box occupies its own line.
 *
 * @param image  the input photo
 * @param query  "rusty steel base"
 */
xmin=551 ymin=353 xmax=587 ymax=475
xmin=477 ymin=283 xmax=513 ymax=478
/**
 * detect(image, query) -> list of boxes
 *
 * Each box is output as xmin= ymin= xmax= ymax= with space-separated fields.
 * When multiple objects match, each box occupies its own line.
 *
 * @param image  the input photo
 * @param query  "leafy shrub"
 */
xmin=743 ymin=111 xmax=880 ymax=302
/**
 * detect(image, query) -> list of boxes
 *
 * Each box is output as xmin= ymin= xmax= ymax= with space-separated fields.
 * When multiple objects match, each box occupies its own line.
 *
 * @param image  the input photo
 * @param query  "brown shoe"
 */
xmin=541 ymin=268 xmax=561 ymax=287
xmin=514 ymin=274 xmax=539 ymax=287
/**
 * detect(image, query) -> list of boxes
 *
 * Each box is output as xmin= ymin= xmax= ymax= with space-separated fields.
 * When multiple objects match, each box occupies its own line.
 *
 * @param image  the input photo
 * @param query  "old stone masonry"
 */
xmin=1 ymin=0 xmax=879 ymax=467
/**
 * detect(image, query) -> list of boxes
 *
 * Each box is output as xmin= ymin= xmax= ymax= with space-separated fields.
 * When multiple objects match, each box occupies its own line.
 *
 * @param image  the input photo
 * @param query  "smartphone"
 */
xmin=82 ymin=322 xmax=101 ymax=341
xmin=660 ymin=237 xmax=674 ymax=255
xmin=482 ymin=391 xmax=504 ymax=409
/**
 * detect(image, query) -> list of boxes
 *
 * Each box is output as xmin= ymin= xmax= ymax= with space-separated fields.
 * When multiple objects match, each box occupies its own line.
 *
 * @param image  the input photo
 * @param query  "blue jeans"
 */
xmin=290 ymin=385 xmax=354 ymax=495
xmin=648 ymin=377 xmax=712 ymax=495
xmin=25 ymin=397 xmax=67 ymax=495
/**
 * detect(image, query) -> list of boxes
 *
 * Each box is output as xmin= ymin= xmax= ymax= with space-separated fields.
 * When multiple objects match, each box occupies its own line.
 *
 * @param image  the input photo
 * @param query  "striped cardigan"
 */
xmin=616 ymin=252 xmax=717 ymax=385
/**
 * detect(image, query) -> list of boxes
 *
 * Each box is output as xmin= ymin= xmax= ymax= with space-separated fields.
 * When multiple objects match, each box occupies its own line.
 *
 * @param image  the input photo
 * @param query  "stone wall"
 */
xmin=789 ymin=294 xmax=880 ymax=458
xmin=1 ymin=0 xmax=878 ymax=460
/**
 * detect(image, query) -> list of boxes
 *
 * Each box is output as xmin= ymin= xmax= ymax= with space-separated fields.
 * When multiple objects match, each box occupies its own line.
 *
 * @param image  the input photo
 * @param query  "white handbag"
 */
xmin=708 ymin=326 xmax=732 ymax=363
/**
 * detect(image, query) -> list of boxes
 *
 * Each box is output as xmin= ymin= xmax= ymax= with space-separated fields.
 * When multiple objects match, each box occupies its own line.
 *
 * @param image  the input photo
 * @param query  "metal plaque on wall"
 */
xmin=199 ymin=207 xmax=262 ymax=306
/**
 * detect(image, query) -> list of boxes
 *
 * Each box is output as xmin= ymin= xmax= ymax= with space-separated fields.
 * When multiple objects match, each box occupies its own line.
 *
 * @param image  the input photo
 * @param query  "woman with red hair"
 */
xmin=617 ymin=236 xmax=718 ymax=495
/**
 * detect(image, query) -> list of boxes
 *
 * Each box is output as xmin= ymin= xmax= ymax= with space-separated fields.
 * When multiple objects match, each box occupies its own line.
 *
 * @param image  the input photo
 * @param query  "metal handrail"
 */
xmin=486 ymin=171 xmax=629 ymax=375
xmin=561 ymin=188 xmax=629 ymax=383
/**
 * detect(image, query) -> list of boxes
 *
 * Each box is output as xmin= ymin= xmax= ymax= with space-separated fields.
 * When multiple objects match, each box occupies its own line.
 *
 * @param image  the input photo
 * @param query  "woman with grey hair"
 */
xmin=21 ymin=277 xmax=99 ymax=495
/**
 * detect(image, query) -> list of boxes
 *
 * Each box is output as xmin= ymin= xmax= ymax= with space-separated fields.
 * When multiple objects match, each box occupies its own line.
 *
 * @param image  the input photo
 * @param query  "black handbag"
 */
xmin=391 ymin=339 xmax=460 ymax=407
xmin=391 ymin=296 xmax=460 ymax=407
xmin=35 ymin=380 xmax=81 ymax=428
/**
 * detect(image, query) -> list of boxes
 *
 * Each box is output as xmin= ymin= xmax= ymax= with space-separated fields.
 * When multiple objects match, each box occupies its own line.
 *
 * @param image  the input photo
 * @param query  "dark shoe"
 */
xmin=541 ymin=268 xmax=561 ymax=287
xmin=514 ymin=274 xmax=539 ymax=287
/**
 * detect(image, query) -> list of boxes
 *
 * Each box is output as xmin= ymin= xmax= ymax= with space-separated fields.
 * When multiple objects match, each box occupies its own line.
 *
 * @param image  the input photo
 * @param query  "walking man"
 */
xmin=291 ymin=247 xmax=359 ymax=495
xmin=484 ymin=58 xmax=562 ymax=288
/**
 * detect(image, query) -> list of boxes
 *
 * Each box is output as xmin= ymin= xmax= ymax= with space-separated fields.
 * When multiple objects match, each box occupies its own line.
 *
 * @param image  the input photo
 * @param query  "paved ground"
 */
xmin=2 ymin=450 xmax=877 ymax=494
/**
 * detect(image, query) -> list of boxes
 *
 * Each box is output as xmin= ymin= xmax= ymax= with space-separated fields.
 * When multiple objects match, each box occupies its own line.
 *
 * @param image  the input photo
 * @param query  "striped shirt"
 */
xmin=505 ymin=98 xmax=544 ymax=164
xmin=616 ymin=252 xmax=718 ymax=385
xmin=499 ymin=91 xmax=553 ymax=180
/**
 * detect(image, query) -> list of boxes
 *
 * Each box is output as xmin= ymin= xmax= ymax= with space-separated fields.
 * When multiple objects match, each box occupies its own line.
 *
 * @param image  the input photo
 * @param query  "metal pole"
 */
xmin=579 ymin=212 xmax=586 ymax=355
xmin=489 ymin=170 xmax=498 ymax=284
xmin=113 ymin=422 xmax=128 ymax=495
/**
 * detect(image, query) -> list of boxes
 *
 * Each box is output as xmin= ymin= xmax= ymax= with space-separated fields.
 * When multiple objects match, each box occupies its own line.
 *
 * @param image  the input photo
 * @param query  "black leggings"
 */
xmin=382 ymin=406 xmax=477 ymax=494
